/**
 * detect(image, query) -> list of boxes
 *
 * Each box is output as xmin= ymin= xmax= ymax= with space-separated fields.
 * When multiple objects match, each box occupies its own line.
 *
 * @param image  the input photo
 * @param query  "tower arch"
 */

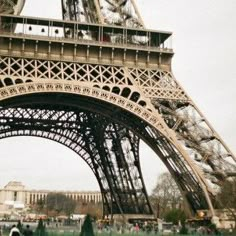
xmin=0 ymin=90 xmax=216 ymax=216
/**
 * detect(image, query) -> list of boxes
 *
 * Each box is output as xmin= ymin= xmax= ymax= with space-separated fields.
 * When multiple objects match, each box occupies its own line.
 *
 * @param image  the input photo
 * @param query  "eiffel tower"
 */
xmin=0 ymin=0 xmax=235 ymax=222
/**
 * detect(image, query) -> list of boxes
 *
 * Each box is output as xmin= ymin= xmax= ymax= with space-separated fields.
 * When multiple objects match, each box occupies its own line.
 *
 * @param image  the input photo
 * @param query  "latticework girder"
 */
xmin=0 ymin=97 xmax=153 ymax=216
xmin=151 ymin=99 xmax=236 ymax=187
xmin=0 ymin=0 xmax=25 ymax=15
xmin=1 ymin=56 xmax=234 ymax=188
xmin=61 ymin=0 xmax=144 ymax=27
xmin=0 ymin=92 xmax=216 ymax=215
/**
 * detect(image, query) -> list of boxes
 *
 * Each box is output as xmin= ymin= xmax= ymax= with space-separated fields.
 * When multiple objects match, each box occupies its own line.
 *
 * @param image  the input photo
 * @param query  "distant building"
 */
xmin=0 ymin=181 xmax=102 ymax=217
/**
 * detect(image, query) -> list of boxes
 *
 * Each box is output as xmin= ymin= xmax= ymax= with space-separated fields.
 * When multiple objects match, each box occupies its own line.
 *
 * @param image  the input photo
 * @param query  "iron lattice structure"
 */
xmin=0 ymin=0 xmax=25 ymax=14
xmin=0 ymin=0 xmax=235 ymax=220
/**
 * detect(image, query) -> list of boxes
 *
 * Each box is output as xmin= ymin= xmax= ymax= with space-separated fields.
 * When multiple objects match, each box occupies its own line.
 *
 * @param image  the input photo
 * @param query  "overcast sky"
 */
xmin=0 ymin=0 xmax=235 ymax=194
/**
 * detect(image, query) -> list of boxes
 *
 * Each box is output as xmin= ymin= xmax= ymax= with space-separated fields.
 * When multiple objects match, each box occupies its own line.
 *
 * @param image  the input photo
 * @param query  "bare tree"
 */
xmin=150 ymin=172 xmax=183 ymax=218
xmin=78 ymin=201 xmax=103 ymax=220
xmin=47 ymin=193 xmax=67 ymax=214
xmin=216 ymin=178 xmax=236 ymax=229
xmin=46 ymin=193 xmax=76 ymax=217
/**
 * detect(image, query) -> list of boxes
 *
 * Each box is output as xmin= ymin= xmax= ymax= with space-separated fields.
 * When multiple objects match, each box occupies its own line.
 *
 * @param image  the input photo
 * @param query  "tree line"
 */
xmin=150 ymin=172 xmax=236 ymax=228
xmin=33 ymin=172 xmax=236 ymax=229
xmin=33 ymin=193 xmax=102 ymax=219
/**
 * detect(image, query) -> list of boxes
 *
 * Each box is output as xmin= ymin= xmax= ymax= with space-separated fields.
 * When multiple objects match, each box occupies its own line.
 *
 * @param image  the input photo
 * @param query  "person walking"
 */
xmin=9 ymin=225 xmax=21 ymax=236
xmin=23 ymin=225 xmax=33 ymax=236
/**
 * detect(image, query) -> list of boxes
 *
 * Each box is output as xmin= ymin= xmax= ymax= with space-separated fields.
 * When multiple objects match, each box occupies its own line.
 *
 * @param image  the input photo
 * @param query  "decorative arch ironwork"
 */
xmin=0 ymin=91 xmax=215 ymax=217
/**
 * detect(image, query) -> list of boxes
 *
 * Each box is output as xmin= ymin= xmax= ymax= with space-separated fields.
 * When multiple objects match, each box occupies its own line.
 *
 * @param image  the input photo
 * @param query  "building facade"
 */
xmin=0 ymin=181 xmax=102 ymax=213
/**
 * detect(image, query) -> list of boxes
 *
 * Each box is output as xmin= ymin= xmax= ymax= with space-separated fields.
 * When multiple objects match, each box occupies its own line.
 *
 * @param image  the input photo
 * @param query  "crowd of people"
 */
xmin=0 ymin=224 xmax=33 ymax=236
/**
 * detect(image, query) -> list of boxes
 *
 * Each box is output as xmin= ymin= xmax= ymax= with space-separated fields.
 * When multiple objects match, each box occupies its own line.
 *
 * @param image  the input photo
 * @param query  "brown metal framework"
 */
xmin=0 ymin=0 xmax=25 ymax=15
xmin=0 ymin=0 xmax=235 ymax=220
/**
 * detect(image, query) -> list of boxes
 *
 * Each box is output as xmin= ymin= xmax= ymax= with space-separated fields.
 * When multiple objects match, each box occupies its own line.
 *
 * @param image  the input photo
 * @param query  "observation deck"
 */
xmin=0 ymin=14 xmax=173 ymax=69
